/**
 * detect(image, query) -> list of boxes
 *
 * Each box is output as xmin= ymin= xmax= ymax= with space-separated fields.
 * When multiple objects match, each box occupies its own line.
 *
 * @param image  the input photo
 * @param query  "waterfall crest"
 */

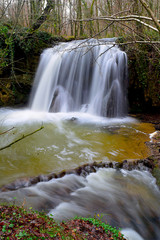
xmin=30 ymin=39 xmax=128 ymax=117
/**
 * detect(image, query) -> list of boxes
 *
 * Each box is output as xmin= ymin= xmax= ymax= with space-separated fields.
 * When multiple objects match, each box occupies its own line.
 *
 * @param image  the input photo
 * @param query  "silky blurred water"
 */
xmin=0 ymin=167 xmax=159 ymax=240
xmin=30 ymin=39 xmax=128 ymax=117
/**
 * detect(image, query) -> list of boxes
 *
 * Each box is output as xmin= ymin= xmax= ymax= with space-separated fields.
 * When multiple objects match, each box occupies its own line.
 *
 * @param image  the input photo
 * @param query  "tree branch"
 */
xmin=0 ymin=127 xmax=15 ymax=135
xmin=0 ymin=126 xmax=44 ymax=151
xmin=138 ymin=0 xmax=160 ymax=33
xmin=117 ymin=14 xmax=160 ymax=22
xmin=119 ymin=41 xmax=160 ymax=45
xmin=71 ymin=15 xmax=160 ymax=32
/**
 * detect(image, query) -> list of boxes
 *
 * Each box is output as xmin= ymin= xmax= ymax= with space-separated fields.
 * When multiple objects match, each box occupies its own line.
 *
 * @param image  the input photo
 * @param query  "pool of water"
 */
xmin=0 ymin=108 xmax=155 ymax=187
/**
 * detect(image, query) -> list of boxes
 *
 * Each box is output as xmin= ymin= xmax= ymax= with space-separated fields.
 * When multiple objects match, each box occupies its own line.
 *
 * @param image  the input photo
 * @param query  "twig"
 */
xmin=0 ymin=126 xmax=44 ymax=151
xmin=0 ymin=127 xmax=15 ymax=135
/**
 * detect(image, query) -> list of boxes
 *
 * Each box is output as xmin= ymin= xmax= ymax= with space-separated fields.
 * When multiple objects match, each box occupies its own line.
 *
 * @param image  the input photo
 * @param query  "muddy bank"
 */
xmin=135 ymin=113 xmax=160 ymax=129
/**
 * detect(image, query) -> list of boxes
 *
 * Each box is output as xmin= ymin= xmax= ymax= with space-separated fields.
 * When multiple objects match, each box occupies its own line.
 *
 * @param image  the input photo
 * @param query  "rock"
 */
xmin=155 ymin=124 xmax=160 ymax=130
xmin=0 ymin=157 xmax=156 ymax=192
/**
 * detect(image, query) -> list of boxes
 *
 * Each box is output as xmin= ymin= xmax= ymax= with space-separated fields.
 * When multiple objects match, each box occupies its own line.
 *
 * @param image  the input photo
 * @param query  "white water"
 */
xmin=121 ymin=229 xmax=144 ymax=240
xmin=30 ymin=39 xmax=128 ymax=117
xmin=0 ymin=169 xmax=159 ymax=240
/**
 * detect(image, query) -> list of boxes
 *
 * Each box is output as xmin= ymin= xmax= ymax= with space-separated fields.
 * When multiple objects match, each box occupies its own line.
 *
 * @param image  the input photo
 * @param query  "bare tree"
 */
xmin=0 ymin=0 xmax=159 ymax=42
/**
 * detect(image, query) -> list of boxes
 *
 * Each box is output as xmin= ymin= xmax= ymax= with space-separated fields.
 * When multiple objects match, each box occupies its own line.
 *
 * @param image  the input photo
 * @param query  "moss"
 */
xmin=127 ymin=44 xmax=160 ymax=113
xmin=0 ymin=75 xmax=32 ymax=107
xmin=152 ymin=168 xmax=160 ymax=187
xmin=14 ymin=31 xmax=61 ymax=56
xmin=63 ymin=35 xmax=75 ymax=41
xmin=0 ymin=28 xmax=59 ymax=107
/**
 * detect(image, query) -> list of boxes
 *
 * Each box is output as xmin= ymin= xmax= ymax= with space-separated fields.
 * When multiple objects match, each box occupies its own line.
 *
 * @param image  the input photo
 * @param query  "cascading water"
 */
xmin=30 ymin=38 xmax=128 ymax=117
xmin=0 ymin=169 xmax=160 ymax=240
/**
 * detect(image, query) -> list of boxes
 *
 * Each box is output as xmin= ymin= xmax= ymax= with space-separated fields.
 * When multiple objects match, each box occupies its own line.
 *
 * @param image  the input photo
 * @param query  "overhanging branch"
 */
xmin=138 ymin=0 xmax=160 ymax=33
xmin=0 ymin=126 xmax=44 ymax=151
xmin=71 ymin=15 xmax=160 ymax=33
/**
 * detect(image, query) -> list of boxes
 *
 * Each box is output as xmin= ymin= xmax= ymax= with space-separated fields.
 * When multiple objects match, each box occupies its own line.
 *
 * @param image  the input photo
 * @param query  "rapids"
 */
xmin=0 ymin=167 xmax=160 ymax=240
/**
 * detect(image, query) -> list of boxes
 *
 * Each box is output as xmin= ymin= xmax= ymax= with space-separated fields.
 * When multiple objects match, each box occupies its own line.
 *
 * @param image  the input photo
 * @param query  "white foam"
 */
xmin=0 ymin=108 xmax=137 ymax=128
xmin=121 ymin=228 xmax=144 ymax=240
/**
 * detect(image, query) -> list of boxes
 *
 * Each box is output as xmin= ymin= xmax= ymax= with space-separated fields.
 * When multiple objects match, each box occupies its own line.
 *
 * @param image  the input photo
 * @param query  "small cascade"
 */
xmin=30 ymin=39 xmax=128 ymax=117
xmin=0 ymin=169 xmax=160 ymax=240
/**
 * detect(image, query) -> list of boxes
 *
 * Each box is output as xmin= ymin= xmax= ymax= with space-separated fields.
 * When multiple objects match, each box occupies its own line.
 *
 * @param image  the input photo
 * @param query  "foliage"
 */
xmin=14 ymin=30 xmax=61 ymax=55
xmin=143 ymin=29 xmax=160 ymax=41
xmin=0 ymin=204 xmax=126 ymax=240
xmin=63 ymin=35 xmax=75 ymax=41
xmin=126 ymin=43 xmax=160 ymax=112
xmin=0 ymin=204 xmax=73 ymax=239
xmin=0 ymin=25 xmax=62 ymax=75
xmin=0 ymin=24 xmax=12 ymax=72
xmin=0 ymin=25 xmax=62 ymax=107
xmin=74 ymin=216 xmax=125 ymax=240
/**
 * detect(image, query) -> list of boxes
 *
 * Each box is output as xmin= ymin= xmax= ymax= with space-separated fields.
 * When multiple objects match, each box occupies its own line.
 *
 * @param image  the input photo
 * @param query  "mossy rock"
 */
xmin=153 ymin=168 xmax=160 ymax=187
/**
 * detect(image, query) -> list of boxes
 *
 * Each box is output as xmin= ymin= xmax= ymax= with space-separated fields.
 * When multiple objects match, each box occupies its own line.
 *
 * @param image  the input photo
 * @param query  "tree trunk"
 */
xmin=32 ymin=0 xmax=54 ymax=31
xmin=95 ymin=0 xmax=100 ymax=33
xmin=77 ymin=0 xmax=83 ymax=36
xmin=138 ymin=0 xmax=160 ymax=33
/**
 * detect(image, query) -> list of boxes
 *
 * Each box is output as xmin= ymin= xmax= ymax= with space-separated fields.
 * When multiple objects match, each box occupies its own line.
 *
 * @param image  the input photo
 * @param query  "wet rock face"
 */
xmin=0 ymin=158 xmax=155 ymax=192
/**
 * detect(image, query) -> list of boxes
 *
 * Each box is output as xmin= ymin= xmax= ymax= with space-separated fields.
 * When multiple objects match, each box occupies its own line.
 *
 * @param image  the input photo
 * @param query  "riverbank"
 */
xmin=135 ymin=113 xmax=160 ymax=186
xmin=135 ymin=113 xmax=160 ymax=129
xmin=0 ymin=205 xmax=126 ymax=240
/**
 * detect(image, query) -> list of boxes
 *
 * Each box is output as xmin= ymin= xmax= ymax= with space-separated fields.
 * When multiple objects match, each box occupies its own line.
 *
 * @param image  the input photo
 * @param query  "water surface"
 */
xmin=0 ymin=108 xmax=154 ymax=187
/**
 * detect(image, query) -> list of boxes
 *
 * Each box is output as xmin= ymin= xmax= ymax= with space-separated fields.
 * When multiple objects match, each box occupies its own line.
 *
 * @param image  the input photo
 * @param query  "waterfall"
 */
xmin=29 ymin=38 xmax=128 ymax=117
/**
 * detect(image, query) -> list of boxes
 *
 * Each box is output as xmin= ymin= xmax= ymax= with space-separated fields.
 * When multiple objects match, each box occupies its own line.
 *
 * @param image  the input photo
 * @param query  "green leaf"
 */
xmin=9 ymin=223 xmax=14 ymax=228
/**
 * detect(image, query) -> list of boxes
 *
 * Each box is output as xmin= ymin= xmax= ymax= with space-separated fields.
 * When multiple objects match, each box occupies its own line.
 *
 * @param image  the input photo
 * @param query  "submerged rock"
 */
xmin=0 ymin=157 xmax=155 ymax=192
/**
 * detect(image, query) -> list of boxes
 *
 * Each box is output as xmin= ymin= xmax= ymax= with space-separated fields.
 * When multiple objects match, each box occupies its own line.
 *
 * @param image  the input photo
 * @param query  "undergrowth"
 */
xmin=74 ymin=216 xmax=124 ymax=240
xmin=0 ymin=204 xmax=126 ymax=239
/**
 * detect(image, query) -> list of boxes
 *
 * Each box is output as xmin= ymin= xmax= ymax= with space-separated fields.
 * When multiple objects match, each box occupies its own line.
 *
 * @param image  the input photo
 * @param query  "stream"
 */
xmin=0 ymin=109 xmax=160 ymax=240
xmin=0 ymin=39 xmax=160 ymax=239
